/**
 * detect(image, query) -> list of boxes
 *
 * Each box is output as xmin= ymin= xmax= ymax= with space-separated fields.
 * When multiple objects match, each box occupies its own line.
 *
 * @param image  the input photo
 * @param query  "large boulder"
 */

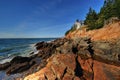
xmin=5 ymin=56 xmax=35 ymax=75
xmin=93 ymin=60 xmax=120 ymax=80
xmin=6 ymin=62 xmax=34 ymax=75
xmin=0 ymin=56 xmax=37 ymax=75
xmin=10 ymin=56 xmax=31 ymax=63
xmin=93 ymin=40 xmax=120 ymax=63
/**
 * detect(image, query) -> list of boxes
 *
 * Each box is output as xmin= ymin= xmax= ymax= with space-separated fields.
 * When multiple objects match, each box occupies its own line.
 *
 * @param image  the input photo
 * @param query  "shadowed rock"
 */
xmin=0 ymin=62 xmax=11 ymax=70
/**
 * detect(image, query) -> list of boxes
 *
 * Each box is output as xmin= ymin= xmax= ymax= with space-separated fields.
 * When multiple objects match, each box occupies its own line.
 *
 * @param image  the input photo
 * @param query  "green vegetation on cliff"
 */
xmin=65 ymin=0 xmax=120 ymax=35
xmin=85 ymin=0 xmax=120 ymax=30
xmin=65 ymin=24 xmax=77 ymax=35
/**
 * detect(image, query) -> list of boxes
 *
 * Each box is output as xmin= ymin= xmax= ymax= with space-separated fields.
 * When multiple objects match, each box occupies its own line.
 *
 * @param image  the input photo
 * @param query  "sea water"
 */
xmin=0 ymin=38 xmax=56 ymax=80
xmin=0 ymin=38 xmax=56 ymax=63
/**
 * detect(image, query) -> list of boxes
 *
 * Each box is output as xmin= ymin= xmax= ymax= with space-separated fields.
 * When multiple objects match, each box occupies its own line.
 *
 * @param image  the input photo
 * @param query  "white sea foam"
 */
xmin=34 ymin=51 xmax=39 ymax=54
xmin=0 ymin=57 xmax=13 ymax=64
xmin=47 ymin=39 xmax=55 ymax=43
xmin=30 ymin=43 xmax=35 ymax=47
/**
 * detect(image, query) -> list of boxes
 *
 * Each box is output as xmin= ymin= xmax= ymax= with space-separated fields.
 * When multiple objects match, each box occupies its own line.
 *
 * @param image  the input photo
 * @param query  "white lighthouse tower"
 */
xmin=74 ymin=19 xmax=81 ymax=29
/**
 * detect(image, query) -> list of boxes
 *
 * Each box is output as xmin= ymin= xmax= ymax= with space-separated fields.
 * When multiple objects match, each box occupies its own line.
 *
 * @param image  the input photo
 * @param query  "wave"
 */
xmin=29 ymin=43 xmax=35 ymax=47
xmin=0 ymin=57 xmax=13 ymax=64
xmin=0 ymin=52 xmax=30 ymax=64
xmin=0 ymin=48 xmax=13 ymax=53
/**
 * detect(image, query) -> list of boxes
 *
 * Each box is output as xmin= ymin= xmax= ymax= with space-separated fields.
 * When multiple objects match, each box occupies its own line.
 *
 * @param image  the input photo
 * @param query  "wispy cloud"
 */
xmin=33 ymin=0 xmax=62 ymax=15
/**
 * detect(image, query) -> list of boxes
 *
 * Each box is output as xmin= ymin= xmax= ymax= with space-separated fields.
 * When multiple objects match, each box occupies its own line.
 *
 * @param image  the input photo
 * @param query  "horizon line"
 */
xmin=0 ymin=37 xmax=62 ymax=39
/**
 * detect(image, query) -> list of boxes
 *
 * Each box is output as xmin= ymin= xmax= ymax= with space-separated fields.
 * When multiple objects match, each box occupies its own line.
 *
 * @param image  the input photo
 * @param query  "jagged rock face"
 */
xmin=35 ymin=38 xmax=68 ymax=50
xmin=77 ymin=56 xmax=93 ymax=80
xmin=24 ymin=53 xmax=93 ymax=80
xmin=93 ymin=60 xmax=120 ymax=80
xmin=5 ymin=56 xmax=35 ymax=75
xmin=56 ymin=37 xmax=92 ymax=57
xmin=24 ymin=53 xmax=120 ymax=80
xmin=93 ymin=40 xmax=120 ymax=64
xmin=24 ymin=37 xmax=120 ymax=80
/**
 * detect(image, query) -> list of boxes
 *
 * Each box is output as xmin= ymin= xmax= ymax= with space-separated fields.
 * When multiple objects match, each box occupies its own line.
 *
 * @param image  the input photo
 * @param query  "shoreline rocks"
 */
xmin=0 ymin=37 xmax=120 ymax=80
xmin=0 ymin=38 xmax=69 ymax=78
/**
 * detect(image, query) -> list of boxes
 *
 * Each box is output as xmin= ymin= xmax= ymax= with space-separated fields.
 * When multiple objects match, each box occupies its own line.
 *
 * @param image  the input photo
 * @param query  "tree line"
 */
xmin=84 ymin=0 xmax=120 ymax=30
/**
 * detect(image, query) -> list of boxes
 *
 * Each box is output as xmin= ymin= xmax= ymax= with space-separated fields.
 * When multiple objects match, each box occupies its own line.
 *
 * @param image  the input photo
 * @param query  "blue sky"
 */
xmin=0 ymin=0 xmax=104 ymax=38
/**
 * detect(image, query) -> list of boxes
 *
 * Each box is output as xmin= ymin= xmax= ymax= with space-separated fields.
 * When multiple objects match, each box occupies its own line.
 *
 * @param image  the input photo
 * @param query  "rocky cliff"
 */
xmin=24 ymin=37 xmax=120 ymax=80
xmin=66 ymin=21 xmax=120 ymax=41
xmin=0 ymin=22 xmax=120 ymax=80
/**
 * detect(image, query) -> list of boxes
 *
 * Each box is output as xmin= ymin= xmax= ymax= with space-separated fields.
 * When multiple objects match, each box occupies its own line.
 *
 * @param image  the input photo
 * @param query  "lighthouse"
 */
xmin=74 ymin=19 xmax=82 ymax=29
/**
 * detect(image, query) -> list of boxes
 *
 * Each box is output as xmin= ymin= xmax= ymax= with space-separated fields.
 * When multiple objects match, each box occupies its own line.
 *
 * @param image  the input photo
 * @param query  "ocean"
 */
xmin=0 ymin=38 xmax=56 ymax=64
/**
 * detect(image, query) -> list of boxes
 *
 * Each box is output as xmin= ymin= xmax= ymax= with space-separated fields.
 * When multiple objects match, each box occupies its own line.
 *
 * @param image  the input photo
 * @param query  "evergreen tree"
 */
xmin=114 ymin=0 xmax=120 ymax=18
xmin=84 ymin=8 xmax=98 ymax=30
xmin=84 ymin=0 xmax=120 ymax=30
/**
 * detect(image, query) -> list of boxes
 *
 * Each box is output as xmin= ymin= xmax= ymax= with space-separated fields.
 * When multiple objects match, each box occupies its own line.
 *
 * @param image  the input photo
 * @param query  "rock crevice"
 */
xmin=74 ymin=55 xmax=83 ymax=78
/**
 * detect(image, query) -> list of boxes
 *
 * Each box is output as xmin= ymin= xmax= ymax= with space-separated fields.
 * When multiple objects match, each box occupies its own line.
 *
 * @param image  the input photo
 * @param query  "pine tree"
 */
xmin=84 ymin=8 xmax=98 ymax=30
xmin=114 ymin=0 xmax=120 ymax=18
xmin=84 ymin=0 xmax=120 ymax=30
